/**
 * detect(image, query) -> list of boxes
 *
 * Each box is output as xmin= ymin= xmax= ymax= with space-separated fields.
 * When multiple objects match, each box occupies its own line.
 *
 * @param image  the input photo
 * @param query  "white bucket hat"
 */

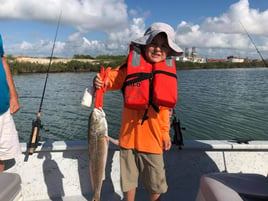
xmin=132 ymin=22 xmax=183 ymax=56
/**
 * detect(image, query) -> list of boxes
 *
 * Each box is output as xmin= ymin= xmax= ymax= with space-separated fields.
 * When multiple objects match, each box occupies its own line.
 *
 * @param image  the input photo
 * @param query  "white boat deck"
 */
xmin=4 ymin=140 xmax=268 ymax=201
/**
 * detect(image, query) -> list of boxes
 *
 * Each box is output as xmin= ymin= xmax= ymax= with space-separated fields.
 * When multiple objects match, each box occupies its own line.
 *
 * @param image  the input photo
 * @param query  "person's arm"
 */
xmin=94 ymin=66 xmax=127 ymax=90
xmin=1 ymin=57 xmax=20 ymax=114
xmin=159 ymin=107 xmax=172 ymax=150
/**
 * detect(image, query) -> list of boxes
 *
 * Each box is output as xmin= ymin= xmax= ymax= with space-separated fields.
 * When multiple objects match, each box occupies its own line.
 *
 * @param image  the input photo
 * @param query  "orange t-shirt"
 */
xmin=106 ymin=66 xmax=171 ymax=154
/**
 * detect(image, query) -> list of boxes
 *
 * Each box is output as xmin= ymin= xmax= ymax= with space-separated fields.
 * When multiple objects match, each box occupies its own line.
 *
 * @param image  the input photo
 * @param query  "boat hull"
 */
xmin=4 ymin=140 xmax=268 ymax=201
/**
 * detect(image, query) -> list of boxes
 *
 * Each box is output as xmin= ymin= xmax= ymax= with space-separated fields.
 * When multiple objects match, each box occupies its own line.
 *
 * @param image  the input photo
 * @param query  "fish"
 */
xmin=87 ymin=66 xmax=118 ymax=201
xmin=88 ymin=107 xmax=109 ymax=201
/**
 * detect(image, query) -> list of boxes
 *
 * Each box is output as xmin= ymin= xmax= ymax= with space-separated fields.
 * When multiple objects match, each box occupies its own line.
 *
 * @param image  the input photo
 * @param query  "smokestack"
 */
xmin=185 ymin=47 xmax=190 ymax=57
xmin=191 ymin=47 xmax=197 ymax=57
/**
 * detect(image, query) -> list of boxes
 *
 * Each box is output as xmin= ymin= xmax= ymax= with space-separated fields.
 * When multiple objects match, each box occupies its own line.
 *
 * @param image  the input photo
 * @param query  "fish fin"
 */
xmin=109 ymin=136 xmax=119 ymax=146
xmin=102 ymin=171 xmax=106 ymax=181
xmin=89 ymin=165 xmax=95 ymax=191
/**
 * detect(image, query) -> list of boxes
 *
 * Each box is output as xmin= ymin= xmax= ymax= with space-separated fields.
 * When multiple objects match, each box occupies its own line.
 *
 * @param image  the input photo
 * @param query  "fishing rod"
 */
xmin=24 ymin=12 xmax=62 ymax=161
xmin=239 ymin=21 xmax=268 ymax=68
xmin=171 ymin=109 xmax=185 ymax=150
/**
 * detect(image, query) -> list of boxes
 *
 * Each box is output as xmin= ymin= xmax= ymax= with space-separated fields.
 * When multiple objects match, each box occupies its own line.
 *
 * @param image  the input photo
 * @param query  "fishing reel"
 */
xmin=27 ymin=116 xmax=43 ymax=155
xmin=171 ymin=109 xmax=185 ymax=149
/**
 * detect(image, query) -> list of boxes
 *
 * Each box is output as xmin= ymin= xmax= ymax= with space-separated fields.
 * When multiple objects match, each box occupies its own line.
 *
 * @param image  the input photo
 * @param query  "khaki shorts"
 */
xmin=120 ymin=148 xmax=168 ymax=194
xmin=0 ymin=109 xmax=21 ymax=160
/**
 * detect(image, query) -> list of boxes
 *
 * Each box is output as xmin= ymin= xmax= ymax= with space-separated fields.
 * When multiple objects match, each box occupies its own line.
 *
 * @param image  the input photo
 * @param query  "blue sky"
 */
xmin=0 ymin=0 xmax=268 ymax=59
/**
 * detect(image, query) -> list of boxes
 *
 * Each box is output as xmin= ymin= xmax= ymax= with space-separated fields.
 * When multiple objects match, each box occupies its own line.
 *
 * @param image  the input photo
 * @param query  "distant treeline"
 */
xmin=73 ymin=54 xmax=126 ymax=60
xmin=6 ymin=55 xmax=266 ymax=75
xmin=8 ymin=60 xmax=126 ymax=74
xmin=7 ymin=55 xmax=127 ymax=75
xmin=175 ymin=60 xmax=266 ymax=70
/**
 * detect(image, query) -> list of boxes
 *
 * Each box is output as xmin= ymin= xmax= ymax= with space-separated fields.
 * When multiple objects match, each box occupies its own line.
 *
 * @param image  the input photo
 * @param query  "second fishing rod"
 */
xmin=239 ymin=21 xmax=268 ymax=68
xmin=25 ymin=12 xmax=62 ymax=161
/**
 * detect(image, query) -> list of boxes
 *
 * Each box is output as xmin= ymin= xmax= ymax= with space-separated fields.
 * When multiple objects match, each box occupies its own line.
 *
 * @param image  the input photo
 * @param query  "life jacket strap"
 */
xmin=123 ymin=72 xmax=152 ymax=89
xmin=153 ymin=70 xmax=177 ymax=79
xmin=141 ymin=102 xmax=159 ymax=125
xmin=141 ymin=109 xmax=149 ymax=125
xmin=150 ymin=101 xmax=160 ymax=113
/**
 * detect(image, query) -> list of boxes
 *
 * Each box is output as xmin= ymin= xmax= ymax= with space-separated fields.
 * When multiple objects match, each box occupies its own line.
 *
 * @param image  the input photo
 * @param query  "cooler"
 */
xmin=0 ymin=172 xmax=23 ymax=201
xmin=196 ymin=173 xmax=268 ymax=201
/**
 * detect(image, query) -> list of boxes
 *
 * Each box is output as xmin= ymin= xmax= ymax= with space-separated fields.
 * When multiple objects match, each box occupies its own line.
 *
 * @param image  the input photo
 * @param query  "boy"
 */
xmin=94 ymin=22 xmax=183 ymax=201
xmin=0 ymin=34 xmax=21 ymax=172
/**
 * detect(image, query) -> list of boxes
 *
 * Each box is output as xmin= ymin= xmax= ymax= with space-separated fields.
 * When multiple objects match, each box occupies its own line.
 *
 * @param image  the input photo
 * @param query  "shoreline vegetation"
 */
xmin=5 ymin=54 xmax=266 ymax=75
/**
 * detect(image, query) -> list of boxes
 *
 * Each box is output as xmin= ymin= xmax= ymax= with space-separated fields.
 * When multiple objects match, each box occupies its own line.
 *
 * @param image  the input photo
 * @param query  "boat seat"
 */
xmin=196 ymin=173 xmax=268 ymax=201
xmin=0 ymin=172 xmax=23 ymax=201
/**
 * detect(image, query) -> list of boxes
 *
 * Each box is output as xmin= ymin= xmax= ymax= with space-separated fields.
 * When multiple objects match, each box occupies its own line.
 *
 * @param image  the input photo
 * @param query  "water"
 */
xmin=12 ymin=68 xmax=268 ymax=142
xmin=177 ymin=68 xmax=268 ymax=140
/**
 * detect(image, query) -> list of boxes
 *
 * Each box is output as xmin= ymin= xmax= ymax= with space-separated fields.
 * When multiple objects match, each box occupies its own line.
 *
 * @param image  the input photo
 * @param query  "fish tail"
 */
xmin=91 ymin=195 xmax=100 ymax=201
xmin=92 ymin=189 xmax=101 ymax=201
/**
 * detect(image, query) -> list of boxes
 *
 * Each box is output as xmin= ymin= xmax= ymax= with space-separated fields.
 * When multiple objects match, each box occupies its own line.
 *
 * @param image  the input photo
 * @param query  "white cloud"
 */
xmin=175 ymin=0 xmax=268 ymax=58
xmin=201 ymin=0 xmax=268 ymax=35
xmin=1 ymin=0 xmax=268 ymax=59
xmin=0 ymin=0 xmax=128 ymax=32
xmin=81 ymin=18 xmax=146 ymax=56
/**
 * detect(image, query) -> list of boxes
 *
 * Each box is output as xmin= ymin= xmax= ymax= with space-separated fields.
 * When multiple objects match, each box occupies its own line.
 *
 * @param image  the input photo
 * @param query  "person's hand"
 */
xmin=93 ymin=73 xmax=109 ymax=89
xmin=9 ymin=96 xmax=20 ymax=114
xmin=163 ymin=139 xmax=172 ymax=151
xmin=94 ymin=73 xmax=104 ymax=89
